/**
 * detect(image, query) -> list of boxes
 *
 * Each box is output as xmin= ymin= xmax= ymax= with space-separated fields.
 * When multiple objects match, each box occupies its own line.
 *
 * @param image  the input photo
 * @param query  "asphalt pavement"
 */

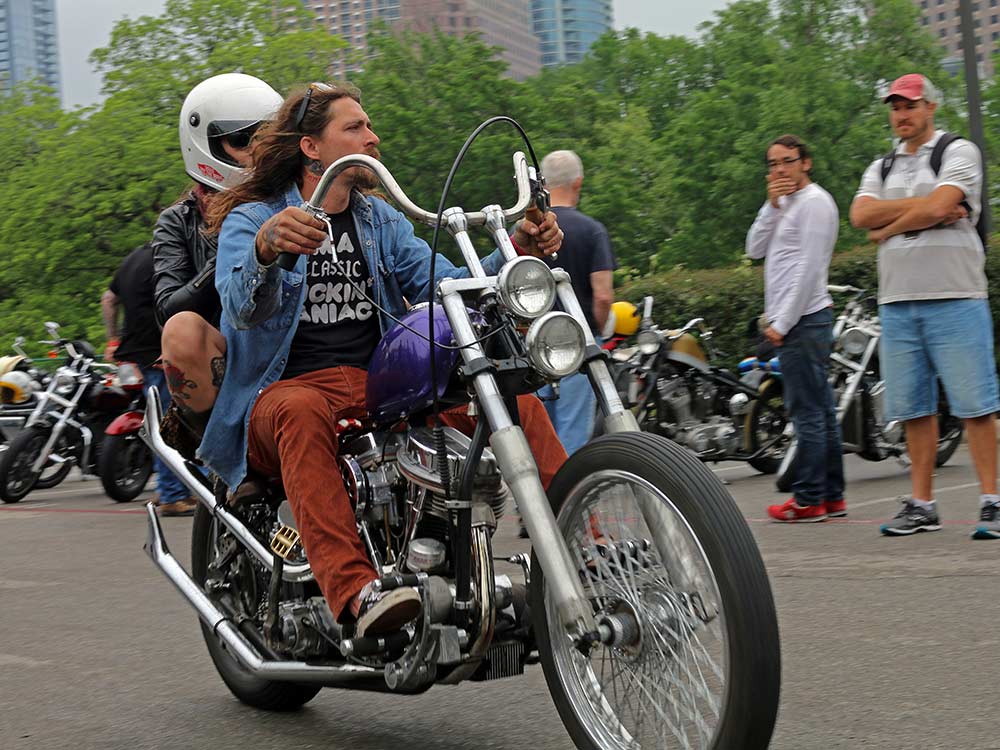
xmin=1 ymin=446 xmax=998 ymax=750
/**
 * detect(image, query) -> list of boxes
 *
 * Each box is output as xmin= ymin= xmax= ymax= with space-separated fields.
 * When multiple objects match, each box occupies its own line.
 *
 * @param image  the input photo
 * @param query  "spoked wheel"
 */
xmin=531 ymin=432 xmax=780 ymax=750
xmin=745 ymin=378 xmax=789 ymax=475
xmin=191 ymin=502 xmax=321 ymax=711
xmin=98 ymin=432 xmax=153 ymax=502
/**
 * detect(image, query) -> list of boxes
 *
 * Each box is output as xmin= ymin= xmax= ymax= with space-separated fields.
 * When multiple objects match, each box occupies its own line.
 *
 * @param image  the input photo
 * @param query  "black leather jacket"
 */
xmin=152 ymin=193 xmax=220 ymax=327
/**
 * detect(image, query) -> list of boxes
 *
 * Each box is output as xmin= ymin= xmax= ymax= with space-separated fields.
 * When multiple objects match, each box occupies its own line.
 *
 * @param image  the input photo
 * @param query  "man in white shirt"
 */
xmin=747 ymin=134 xmax=844 ymax=523
xmin=850 ymin=73 xmax=1000 ymax=538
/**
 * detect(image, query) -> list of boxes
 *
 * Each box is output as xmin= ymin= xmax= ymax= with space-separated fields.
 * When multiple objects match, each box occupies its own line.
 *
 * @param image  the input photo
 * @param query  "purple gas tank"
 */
xmin=366 ymin=306 xmax=461 ymax=425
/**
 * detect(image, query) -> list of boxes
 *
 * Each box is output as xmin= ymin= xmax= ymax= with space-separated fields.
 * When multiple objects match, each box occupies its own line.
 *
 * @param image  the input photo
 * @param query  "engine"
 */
xmin=656 ymin=373 xmax=738 ymax=457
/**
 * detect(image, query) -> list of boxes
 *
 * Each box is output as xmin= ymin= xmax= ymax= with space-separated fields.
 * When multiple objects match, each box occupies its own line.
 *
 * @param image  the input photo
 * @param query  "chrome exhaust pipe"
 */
xmin=142 ymin=502 xmax=384 ymax=686
xmin=141 ymin=388 xmax=313 ymax=583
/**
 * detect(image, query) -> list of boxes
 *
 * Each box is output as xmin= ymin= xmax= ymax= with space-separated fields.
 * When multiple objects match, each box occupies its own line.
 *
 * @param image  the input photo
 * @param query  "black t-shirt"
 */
xmin=109 ymin=243 xmax=161 ymax=368
xmin=282 ymin=209 xmax=381 ymax=378
xmin=544 ymin=206 xmax=616 ymax=335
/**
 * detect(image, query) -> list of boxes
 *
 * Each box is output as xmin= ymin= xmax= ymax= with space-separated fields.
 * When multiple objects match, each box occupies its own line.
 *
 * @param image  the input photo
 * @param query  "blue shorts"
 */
xmin=879 ymin=298 xmax=1000 ymax=421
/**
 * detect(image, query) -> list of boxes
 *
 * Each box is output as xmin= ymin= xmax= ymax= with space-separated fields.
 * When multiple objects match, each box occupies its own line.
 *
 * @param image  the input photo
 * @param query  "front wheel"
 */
xmin=98 ymin=432 xmax=153 ymax=502
xmin=0 ymin=427 xmax=50 ymax=502
xmin=531 ymin=432 xmax=780 ymax=750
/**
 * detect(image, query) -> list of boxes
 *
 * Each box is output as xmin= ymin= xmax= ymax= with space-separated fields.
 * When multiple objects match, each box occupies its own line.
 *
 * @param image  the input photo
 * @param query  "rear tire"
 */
xmin=745 ymin=378 xmax=788 ymax=475
xmin=531 ymin=432 xmax=780 ymax=749
xmin=98 ymin=432 xmax=153 ymax=502
xmin=191 ymin=503 xmax=321 ymax=711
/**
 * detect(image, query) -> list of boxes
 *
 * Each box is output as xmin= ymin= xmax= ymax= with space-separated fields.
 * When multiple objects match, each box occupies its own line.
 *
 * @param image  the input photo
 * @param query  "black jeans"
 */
xmin=778 ymin=308 xmax=845 ymax=505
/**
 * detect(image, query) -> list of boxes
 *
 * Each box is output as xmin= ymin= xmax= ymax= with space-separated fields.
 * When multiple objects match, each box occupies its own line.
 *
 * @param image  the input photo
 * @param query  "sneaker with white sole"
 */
xmin=880 ymin=498 xmax=941 ymax=536
xmin=355 ymin=583 xmax=421 ymax=638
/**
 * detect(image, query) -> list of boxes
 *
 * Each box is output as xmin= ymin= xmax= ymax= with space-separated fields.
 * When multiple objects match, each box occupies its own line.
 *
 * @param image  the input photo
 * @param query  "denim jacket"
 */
xmin=199 ymin=184 xmax=505 ymax=489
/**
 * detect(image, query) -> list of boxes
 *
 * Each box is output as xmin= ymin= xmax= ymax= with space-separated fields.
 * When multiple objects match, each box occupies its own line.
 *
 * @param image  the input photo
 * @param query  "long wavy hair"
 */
xmin=204 ymin=82 xmax=362 ymax=233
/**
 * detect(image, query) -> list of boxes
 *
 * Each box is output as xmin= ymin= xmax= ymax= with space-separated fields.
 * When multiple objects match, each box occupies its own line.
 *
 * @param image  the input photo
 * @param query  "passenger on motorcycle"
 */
xmin=184 ymin=82 xmax=566 ymax=636
xmin=156 ymin=74 xmax=282 ymax=453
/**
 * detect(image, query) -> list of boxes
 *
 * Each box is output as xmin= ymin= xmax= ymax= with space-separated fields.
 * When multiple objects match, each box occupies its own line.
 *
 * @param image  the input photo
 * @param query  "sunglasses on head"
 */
xmin=294 ymin=82 xmax=335 ymax=132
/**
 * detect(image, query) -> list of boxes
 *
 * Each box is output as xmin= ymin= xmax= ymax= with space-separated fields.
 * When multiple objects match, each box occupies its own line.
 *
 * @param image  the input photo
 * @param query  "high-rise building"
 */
xmin=304 ymin=0 xmax=402 ymax=79
xmin=913 ymin=0 xmax=1000 ymax=77
xmin=396 ymin=0 xmax=540 ymax=79
xmin=531 ymin=0 xmax=613 ymax=68
xmin=303 ymin=0 xmax=541 ymax=81
xmin=0 ymin=0 xmax=60 ymax=99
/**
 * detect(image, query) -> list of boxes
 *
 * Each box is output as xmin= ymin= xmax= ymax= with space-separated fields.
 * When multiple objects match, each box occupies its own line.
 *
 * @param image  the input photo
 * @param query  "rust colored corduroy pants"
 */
xmin=247 ymin=366 xmax=567 ymax=621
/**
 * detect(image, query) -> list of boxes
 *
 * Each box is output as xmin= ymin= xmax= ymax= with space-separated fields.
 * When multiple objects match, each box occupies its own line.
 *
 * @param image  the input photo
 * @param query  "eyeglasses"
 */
xmin=224 ymin=125 xmax=259 ymax=150
xmin=766 ymin=156 xmax=802 ymax=170
xmin=294 ymin=82 xmax=335 ymax=132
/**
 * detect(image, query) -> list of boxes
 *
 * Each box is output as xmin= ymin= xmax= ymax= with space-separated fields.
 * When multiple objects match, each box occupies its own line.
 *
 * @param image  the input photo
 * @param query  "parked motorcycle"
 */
xmin=0 ymin=335 xmax=47 ymax=449
xmin=142 ymin=145 xmax=780 ymax=749
xmin=0 ymin=322 xmax=153 ymax=503
xmin=613 ymin=297 xmax=790 ymax=474
xmin=775 ymin=285 xmax=964 ymax=492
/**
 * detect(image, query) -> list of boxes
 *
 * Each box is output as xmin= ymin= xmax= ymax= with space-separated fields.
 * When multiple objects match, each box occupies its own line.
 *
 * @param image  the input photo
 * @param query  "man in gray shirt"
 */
xmin=747 ymin=134 xmax=844 ymax=523
xmin=850 ymin=73 xmax=1000 ymax=538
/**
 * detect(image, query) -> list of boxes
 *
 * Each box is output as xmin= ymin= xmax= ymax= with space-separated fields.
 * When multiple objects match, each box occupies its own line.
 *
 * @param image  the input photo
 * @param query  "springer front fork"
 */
xmin=435 ymin=209 xmax=639 ymax=638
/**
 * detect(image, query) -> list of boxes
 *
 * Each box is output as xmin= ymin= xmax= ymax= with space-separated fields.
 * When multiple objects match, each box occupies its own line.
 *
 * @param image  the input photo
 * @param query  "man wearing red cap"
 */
xmin=850 ymin=73 xmax=1000 ymax=538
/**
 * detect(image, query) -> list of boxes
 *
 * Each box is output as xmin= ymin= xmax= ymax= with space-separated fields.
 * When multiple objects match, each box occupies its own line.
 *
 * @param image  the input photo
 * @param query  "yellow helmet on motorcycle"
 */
xmin=611 ymin=301 xmax=641 ymax=336
xmin=0 ymin=370 xmax=35 ymax=405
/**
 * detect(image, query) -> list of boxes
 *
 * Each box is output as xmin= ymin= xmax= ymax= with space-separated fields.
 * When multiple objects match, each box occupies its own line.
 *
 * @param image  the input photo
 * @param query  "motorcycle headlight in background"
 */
xmin=525 ymin=312 xmax=586 ymax=378
xmin=637 ymin=328 xmax=662 ymax=355
xmin=496 ymin=256 xmax=556 ymax=320
xmin=838 ymin=327 xmax=870 ymax=357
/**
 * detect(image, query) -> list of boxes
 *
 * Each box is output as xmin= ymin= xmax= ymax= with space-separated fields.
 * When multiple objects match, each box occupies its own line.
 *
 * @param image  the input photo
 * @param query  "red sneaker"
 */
xmin=825 ymin=498 xmax=847 ymax=518
xmin=767 ymin=498 xmax=828 ymax=523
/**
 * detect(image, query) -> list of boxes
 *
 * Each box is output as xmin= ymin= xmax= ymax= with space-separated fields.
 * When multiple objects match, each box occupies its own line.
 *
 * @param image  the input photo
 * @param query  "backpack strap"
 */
xmin=931 ymin=132 xmax=986 ymax=247
xmin=879 ymin=148 xmax=897 ymax=182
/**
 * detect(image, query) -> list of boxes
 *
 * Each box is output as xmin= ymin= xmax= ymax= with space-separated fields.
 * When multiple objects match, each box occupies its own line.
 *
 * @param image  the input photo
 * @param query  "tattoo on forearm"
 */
xmin=306 ymin=158 xmax=324 ymax=176
xmin=210 ymin=356 xmax=226 ymax=388
xmin=164 ymin=362 xmax=197 ymax=402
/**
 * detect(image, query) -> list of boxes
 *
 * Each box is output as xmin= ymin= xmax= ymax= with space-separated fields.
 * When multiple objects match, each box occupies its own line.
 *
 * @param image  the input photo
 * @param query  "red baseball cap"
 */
xmin=883 ymin=73 xmax=940 ymax=104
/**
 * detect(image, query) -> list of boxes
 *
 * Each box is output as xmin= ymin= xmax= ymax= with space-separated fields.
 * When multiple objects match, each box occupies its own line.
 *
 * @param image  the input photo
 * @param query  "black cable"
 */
xmin=426 ymin=116 xmax=540 ymax=432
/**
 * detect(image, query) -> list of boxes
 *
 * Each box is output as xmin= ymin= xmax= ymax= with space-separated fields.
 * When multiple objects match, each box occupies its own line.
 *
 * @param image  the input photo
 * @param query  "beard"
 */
xmin=347 ymin=147 xmax=382 ymax=191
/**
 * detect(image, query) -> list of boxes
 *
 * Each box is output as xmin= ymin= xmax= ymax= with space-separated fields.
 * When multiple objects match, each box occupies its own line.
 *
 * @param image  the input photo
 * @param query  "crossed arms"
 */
xmin=850 ymin=186 xmax=968 ymax=243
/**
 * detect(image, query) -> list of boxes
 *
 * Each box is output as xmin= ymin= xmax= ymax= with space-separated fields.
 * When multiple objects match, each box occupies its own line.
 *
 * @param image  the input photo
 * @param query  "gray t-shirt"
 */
xmin=854 ymin=129 xmax=987 ymax=304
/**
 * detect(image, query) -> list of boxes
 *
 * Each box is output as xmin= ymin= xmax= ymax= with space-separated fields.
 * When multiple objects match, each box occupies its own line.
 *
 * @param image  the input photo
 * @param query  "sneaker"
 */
xmin=767 ymin=498 xmax=827 ymax=523
xmin=158 ymin=498 xmax=197 ymax=517
xmin=880 ymin=498 xmax=941 ymax=536
xmin=355 ymin=583 xmax=421 ymax=637
xmin=825 ymin=498 xmax=848 ymax=518
xmin=972 ymin=501 xmax=1000 ymax=540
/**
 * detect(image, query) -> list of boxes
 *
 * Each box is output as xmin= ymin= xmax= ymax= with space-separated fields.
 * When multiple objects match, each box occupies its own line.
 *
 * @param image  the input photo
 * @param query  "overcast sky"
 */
xmin=56 ymin=0 xmax=733 ymax=109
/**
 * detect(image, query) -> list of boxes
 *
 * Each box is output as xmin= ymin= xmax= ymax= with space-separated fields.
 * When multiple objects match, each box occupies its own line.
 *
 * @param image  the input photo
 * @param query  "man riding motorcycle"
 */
xmin=171 ymin=82 xmax=566 ymax=637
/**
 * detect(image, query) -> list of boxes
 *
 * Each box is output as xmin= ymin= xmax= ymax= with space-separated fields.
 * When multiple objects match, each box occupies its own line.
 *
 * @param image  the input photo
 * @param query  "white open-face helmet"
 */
xmin=179 ymin=73 xmax=283 ymax=190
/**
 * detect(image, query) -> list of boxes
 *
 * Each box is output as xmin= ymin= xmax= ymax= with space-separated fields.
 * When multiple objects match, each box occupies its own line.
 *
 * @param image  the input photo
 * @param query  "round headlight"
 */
xmin=637 ymin=329 xmax=662 ymax=355
xmin=525 ymin=312 xmax=586 ymax=379
xmin=839 ymin=327 xmax=869 ymax=357
xmin=496 ymin=256 xmax=556 ymax=319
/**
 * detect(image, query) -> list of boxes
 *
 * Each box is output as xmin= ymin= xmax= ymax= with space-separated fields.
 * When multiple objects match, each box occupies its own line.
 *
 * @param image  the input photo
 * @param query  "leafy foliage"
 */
xmin=1 ymin=0 xmax=994 ymax=355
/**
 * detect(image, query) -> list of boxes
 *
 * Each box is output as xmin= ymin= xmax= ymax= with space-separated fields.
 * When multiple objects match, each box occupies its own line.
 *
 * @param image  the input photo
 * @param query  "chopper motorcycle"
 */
xmin=775 ymin=285 xmax=964 ymax=492
xmin=142 ymin=141 xmax=781 ymax=750
xmin=613 ymin=297 xmax=789 ymax=474
xmin=0 ymin=322 xmax=152 ymax=503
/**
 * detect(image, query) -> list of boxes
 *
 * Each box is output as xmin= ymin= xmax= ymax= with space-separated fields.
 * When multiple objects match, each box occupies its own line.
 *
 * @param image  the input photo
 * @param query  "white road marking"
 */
xmin=848 ymin=482 xmax=982 ymax=509
xmin=0 ymin=653 xmax=49 ymax=667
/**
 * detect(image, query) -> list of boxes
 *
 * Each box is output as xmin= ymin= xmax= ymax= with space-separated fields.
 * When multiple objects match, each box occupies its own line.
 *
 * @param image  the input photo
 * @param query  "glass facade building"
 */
xmin=531 ymin=0 xmax=612 ymax=67
xmin=0 ymin=0 xmax=60 ymax=98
